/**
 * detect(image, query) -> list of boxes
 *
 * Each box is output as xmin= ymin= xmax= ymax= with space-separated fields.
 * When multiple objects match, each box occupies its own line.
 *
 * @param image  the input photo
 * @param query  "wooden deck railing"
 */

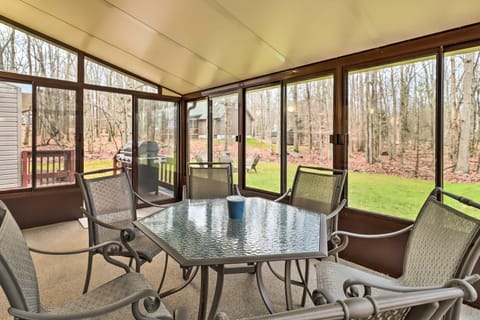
xmin=21 ymin=149 xmax=75 ymax=187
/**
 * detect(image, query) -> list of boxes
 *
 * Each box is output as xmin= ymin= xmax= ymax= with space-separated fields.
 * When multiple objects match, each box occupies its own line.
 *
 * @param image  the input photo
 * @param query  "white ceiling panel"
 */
xmin=1 ymin=0 xmax=479 ymax=94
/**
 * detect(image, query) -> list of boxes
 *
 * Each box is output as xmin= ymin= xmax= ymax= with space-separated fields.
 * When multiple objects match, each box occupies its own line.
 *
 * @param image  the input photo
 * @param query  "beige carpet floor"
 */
xmin=0 ymin=208 xmax=317 ymax=319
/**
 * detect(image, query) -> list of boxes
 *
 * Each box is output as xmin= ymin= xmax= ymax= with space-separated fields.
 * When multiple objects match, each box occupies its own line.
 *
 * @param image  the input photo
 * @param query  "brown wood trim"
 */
xmin=0 ymin=188 xmax=83 ymax=229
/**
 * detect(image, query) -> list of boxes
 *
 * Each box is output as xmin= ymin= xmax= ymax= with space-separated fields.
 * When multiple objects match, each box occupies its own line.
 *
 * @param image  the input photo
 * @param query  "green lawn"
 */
xmin=246 ymin=163 xmax=480 ymax=220
xmin=84 ymin=159 xmax=113 ymax=172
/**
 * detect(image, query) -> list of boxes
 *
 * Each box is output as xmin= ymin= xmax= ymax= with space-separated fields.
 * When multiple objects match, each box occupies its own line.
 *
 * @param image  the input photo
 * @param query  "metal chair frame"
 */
xmin=315 ymin=187 xmax=480 ymax=320
xmin=76 ymin=166 xmax=168 ymax=294
xmin=269 ymin=165 xmax=347 ymax=308
xmin=0 ymin=200 xmax=185 ymax=320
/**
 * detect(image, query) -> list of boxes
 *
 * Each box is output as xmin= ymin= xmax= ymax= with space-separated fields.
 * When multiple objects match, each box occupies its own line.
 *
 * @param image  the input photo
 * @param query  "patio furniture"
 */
xmin=275 ymin=165 xmax=347 ymax=251
xmin=0 ymin=200 xmax=184 ymax=320
xmin=214 ymin=276 xmax=478 ymax=320
xmin=245 ymin=154 xmax=260 ymax=173
xmin=134 ymin=197 xmax=329 ymax=320
xmin=195 ymin=152 xmax=208 ymax=163
xmin=186 ymin=162 xmax=240 ymax=199
xmin=76 ymin=167 xmax=167 ymax=294
xmin=313 ymin=187 xmax=480 ymax=320
xmin=268 ymin=166 xmax=346 ymax=306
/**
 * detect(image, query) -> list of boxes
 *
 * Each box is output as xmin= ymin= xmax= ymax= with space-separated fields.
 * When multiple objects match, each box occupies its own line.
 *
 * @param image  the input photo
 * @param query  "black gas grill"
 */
xmin=116 ymin=141 xmax=162 ymax=194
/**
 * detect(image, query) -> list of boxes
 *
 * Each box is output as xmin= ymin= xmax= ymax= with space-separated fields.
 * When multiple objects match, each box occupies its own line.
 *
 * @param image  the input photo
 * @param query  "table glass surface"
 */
xmin=137 ymin=197 xmax=326 ymax=265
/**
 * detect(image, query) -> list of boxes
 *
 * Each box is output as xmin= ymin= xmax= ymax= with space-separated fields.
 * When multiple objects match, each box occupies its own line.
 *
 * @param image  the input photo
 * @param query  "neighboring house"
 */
xmin=188 ymin=100 xmax=254 ymax=138
xmin=0 ymin=82 xmax=23 ymax=189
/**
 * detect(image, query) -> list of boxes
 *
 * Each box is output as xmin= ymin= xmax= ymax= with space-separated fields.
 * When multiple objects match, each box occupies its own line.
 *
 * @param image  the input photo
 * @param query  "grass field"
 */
xmin=85 ymin=159 xmax=480 ymax=220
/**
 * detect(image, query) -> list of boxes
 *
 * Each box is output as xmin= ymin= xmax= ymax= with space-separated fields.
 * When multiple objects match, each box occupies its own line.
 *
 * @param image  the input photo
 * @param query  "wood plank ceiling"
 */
xmin=1 ymin=0 xmax=480 ymax=94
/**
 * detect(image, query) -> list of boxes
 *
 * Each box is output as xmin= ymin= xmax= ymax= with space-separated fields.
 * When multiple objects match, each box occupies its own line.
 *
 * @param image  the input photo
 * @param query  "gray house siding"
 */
xmin=0 ymin=82 xmax=22 ymax=189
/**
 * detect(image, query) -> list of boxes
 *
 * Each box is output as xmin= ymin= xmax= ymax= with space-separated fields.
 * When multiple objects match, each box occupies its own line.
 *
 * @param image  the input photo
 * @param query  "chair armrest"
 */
xmin=29 ymin=240 xmax=124 ymax=256
xmin=234 ymin=184 xmax=242 ymax=196
xmin=332 ymin=224 xmax=413 ymax=240
xmin=80 ymin=208 xmax=136 ymax=239
xmin=134 ymin=191 xmax=170 ymax=208
xmin=182 ymin=184 xmax=187 ymax=200
xmin=29 ymin=239 xmax=135 ymax=274
xmin=328 ymin=224 xmax=414 ymax=256
xmin=343 ymin=275 xmax=479 ymax=302
xmin=326 ymin=199 xmax=346 ymax=220
xmin=80 ymin=208 xmax=141 ymax=271
xmin=274 ymin=189 xmax=291 ymax=202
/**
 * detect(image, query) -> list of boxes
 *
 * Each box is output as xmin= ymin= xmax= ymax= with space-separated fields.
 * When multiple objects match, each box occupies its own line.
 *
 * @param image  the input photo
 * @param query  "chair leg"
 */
xmin=157 ymin=254 xmax=169 ymax=293
xmin=267 ymin=261 xmax=286 ymax=281
xmin=300 ymin=259 xmax=310 ymax=307
xmin=182 ymin=266 xmax=194 ymax=280
xmin=83 ymin=252 xmax=94 ymax=293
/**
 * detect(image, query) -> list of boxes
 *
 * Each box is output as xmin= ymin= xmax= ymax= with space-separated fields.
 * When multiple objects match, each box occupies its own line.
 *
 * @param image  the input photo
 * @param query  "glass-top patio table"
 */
xmin=134 ymin=197 xmax=328 ymax=320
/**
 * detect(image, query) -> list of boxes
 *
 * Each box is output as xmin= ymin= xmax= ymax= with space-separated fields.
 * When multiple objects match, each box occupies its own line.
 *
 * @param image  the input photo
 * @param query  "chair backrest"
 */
xmin=290 ymin=166 xmax=346 ymax=234
xmin=401 ymin=188 xmax=480 ymax=291
xmin=0 ymin=201 xmax=41 ymax=313
xmin=188 ymin=162 xmax=233 ymax=199
xmin=76 ymin=167 xmax=136 ymax=244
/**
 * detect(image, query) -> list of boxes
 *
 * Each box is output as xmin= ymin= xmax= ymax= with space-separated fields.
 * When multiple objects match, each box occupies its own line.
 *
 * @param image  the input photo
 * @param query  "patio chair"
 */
xmin=268 ymin=166 xmax=347 ymax=307
xmin=313 ymin=187 xmax=480 ymax=320
xmin=0 ymin=200 xmax=186 ymax=320
xmin=276 ymin=165 xmax=347 ymax=240
xmin=195 ymin=152 xmax=208 ymax=163
xmin=214 ymin=276 xmax=478 ymax=320
xmin=76 ymin=167 xmax=167 ymax=294
xmin=180 ymin=162 xmax=241 ymax=280
xmin=185 ymin=162 xmax=240 ymax=199
xmin=245 ymin=154 xmax=260 ymax=173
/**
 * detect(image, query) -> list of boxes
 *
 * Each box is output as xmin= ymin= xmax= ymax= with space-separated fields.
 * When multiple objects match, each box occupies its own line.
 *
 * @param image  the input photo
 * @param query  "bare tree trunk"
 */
xmin=399 ymin=66 xmax=412 ymax=164
xmin=413 ymin=77 xmax=420 ymax=177
xmin=390 ymin=68 xmax=398 ymax=160
xmin=306 ymin=83 xmax=313 ymax=151
xmin=292 ymin=85 xmax=299 ymax=152
xmin=455 ymin=53 xmax=474 ymax=173
xmin=448 ymin=57 xmax=460 ymax=164
xmin=224 ymin=99 xmax=230 ymax=152
xmin=366 ymin=72 xmax=375 ymax=164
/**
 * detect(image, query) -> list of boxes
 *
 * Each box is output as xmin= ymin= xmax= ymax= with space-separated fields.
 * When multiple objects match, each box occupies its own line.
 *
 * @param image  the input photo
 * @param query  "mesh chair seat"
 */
xmin=43 ymin=272 xmax=171 ymax=319
xmin=315 ymin=260 xmax=398 ymax=300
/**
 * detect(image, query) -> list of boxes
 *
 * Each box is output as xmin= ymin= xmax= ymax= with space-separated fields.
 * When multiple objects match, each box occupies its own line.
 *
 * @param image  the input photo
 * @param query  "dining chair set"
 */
xmin=1 ymin=162 xmax=479 ymax=319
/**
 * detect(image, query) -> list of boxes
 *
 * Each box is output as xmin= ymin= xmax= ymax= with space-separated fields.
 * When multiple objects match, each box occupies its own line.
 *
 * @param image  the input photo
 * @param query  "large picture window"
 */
xmin=85 ymin=58 xmax=157 ymax=93
xmin=83 ymin=90 xmax=132 ymax=172
xmin=286 ymin=76 xmax=334 ymax=187
xmin=245 ymin=85 xmax=281 ymax=193
xmin=444 ymin=47 xmax=480 ymax=217
xmin=36 ymin=87 xmax=76 ymax=188
xmin=187 ymin=99 xmax=208 ymax=163
xmin=0 ymin=21 xmax=77 ymax=81
xmin=137 ymin=99 xmax=177 ymax=201
xmin=348 ymin=57 xmax=436 ymax=219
